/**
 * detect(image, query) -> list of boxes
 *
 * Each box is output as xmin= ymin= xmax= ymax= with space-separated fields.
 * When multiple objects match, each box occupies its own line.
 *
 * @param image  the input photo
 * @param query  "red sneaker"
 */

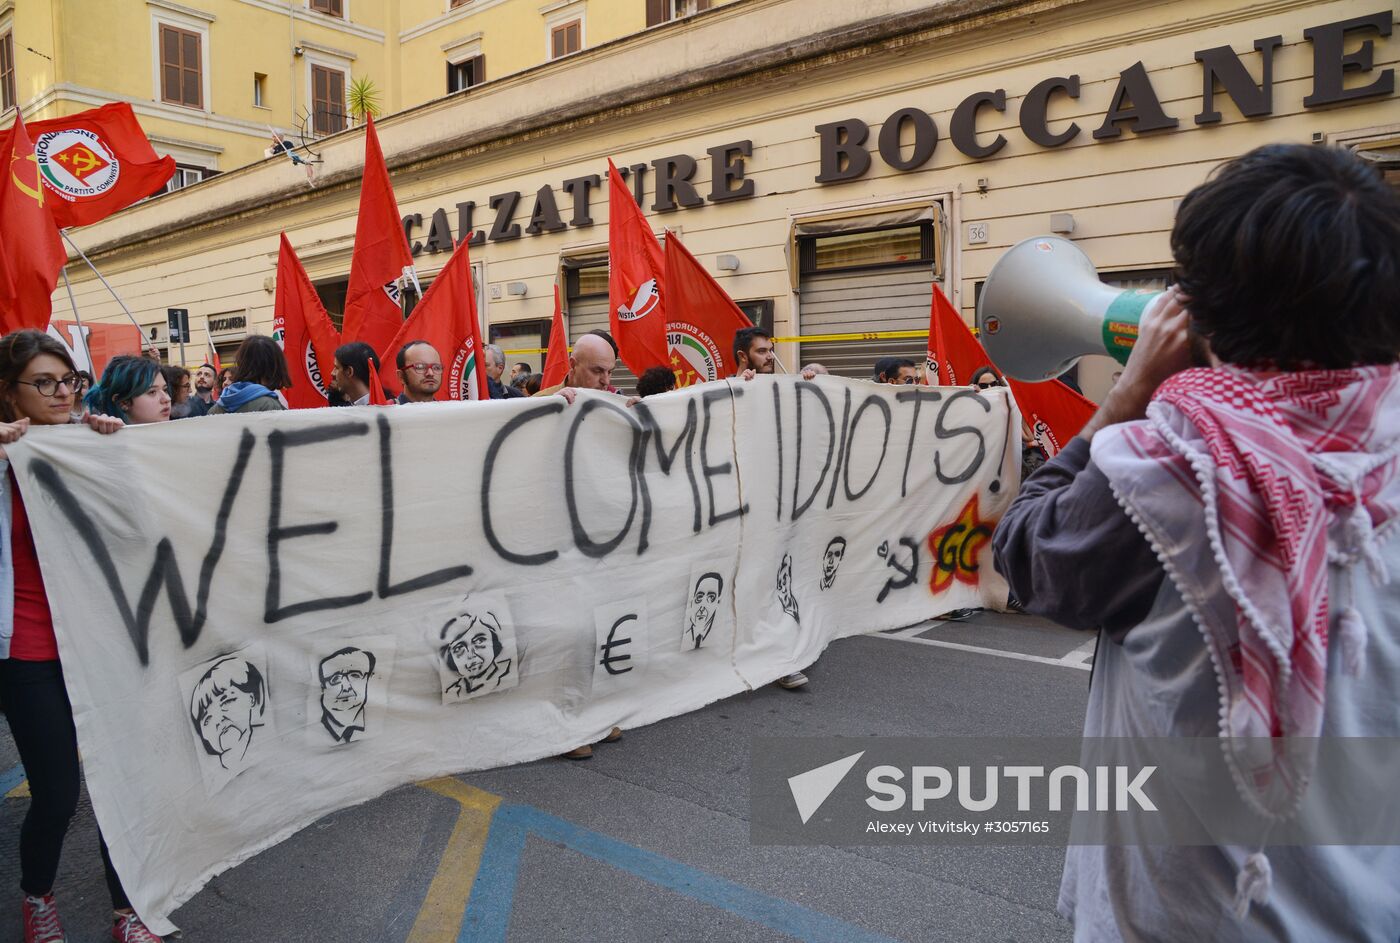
xmin=111 ymin=911 xmax=162 ymax=942
xmin=21 ymin=894 xmax=66 ymax=943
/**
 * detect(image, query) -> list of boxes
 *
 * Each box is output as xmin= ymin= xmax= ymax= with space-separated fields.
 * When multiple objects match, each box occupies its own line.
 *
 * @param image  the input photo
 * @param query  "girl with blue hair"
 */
xmin=84 ymin=355 xmax=171 ymax=425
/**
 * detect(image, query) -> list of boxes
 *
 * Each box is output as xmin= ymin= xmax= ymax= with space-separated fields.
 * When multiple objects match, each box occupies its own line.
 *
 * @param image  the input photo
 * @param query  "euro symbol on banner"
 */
xmin=600 ymin=614 xmax=636 ymax=675
xmin=10 ymin=154 xmax=44 ymax=207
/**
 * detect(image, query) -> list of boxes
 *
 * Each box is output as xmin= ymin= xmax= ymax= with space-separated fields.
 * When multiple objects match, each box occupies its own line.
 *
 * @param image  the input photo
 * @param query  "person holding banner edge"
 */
xmin=0 ymin=331 xmax=164 ymax=943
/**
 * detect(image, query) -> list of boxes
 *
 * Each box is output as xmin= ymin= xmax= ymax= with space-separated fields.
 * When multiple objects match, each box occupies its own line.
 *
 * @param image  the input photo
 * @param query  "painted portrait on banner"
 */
xmin=305 ymin=635 xmax=397 ymax=746
xmin=681 ymin=565 xmax=733 ymax=652
xmin=179 ymin=646 xmax=275 ymax=796
xmin=434 ymin=595 xmax=519 ymax=703
xmin=593 ymin=598 xmax=649 ymax=689
xmin=775 ymin=553 xmax=800 ymax=623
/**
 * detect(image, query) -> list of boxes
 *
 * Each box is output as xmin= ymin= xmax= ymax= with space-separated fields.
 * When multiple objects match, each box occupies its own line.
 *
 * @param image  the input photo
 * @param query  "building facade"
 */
xmin=50 ymin=0 xmax=1399 ymax=399
xmin=1 ymin=0 xmax=732 ymax=188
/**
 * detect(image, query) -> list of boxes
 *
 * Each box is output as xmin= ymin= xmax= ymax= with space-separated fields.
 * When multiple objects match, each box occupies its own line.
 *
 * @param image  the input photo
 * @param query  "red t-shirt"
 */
xmin=9 ymin=476 xmax=58 ymax=661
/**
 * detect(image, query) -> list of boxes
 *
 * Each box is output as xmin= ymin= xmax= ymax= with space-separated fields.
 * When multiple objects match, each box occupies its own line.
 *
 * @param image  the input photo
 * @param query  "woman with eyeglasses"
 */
xmin=84 ymin=355 xmax=172 ymax=425
xmin=0 ymin=331 xmax=164 ymax=942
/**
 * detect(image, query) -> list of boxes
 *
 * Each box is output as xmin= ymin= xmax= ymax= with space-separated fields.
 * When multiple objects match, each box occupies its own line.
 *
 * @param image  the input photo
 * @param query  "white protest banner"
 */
xmin=7 ymin=376 xmax=1018 ymax=932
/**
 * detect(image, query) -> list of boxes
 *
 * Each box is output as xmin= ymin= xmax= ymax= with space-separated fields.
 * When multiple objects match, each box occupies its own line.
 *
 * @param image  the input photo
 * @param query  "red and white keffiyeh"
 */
xmin=1092 ymin=364 xmax=1400 ymax=816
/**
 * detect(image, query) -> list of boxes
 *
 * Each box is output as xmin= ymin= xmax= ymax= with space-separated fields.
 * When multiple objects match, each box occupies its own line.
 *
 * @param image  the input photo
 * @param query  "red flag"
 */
xmin=204 ymin=324 xmax=222 ymax=373
xmin=542 ymin=285 xmax=569 ymax=389
xmin=27 ymin=103 xmax=175 ymax=228
xmin=663 ymin=231 xmax=752 ymax=385
xmin=0 ymin=115 xmax=67 ymax=333
xmin=367 ymin=366 xmax=389 ymax=406
xmin=922 ymin=283 xmax=990 ymax=386
xmin=922 ymin=282 xmax=1095 ymax=455
xmin=341 ymin=115 xmax=416 ymax=356
xmin=606 ymin=159 xmax=669 ymax=373
xmin=272 ymin=233 xmax=341 ymax=408
xmin=379 ymin=239 xmax=489 ymax=402
xmin=1007 ymin=376 xmax=1096 ymax=459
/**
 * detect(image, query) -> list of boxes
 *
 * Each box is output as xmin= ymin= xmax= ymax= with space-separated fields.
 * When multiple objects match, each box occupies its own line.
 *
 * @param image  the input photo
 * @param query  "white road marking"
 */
xmin=875 ymin=630 xmax=1094 ymax=671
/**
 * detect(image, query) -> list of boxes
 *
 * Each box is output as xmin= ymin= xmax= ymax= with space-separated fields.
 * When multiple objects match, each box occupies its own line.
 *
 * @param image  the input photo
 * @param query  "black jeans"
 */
xmin=0 ymin=658 xmax=129 ymax=909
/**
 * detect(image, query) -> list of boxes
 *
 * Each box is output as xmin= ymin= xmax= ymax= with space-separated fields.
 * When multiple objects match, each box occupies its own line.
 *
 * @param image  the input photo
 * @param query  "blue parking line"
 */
xmin=0 ymin=763 xmax=25 ymax=796
xmin=459 ymin=802 xmax=903 ymax=943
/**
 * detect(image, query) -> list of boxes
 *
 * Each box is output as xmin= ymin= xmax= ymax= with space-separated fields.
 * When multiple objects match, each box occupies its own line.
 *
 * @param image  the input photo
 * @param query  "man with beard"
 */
xmin=732 ymin=327 xmax=775 ymax=379
xmin=395 ymin=340 xmax=442 ymax=404
xmin=186 ymin=363 xmax=218 ymax=416
xmin=317 ymin=648 xmax=375 ymax=744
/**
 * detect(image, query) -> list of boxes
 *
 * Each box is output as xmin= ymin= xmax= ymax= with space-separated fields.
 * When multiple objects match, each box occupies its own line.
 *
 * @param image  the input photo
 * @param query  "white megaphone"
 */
xmin=976 ymin=235 xmax=1160 ymax=382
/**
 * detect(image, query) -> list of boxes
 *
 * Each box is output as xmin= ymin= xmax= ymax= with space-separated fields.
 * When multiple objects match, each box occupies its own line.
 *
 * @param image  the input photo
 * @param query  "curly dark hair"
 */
xmin=1171 ymin=144 xmax=1400 ymax=369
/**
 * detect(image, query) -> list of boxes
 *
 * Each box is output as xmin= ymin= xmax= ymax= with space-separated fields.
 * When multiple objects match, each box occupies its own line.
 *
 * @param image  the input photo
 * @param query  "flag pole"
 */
xmin=57 ymin=264 xmax=96 ymax=377
xmin=60 ymin=231 xmax=160 ymax=359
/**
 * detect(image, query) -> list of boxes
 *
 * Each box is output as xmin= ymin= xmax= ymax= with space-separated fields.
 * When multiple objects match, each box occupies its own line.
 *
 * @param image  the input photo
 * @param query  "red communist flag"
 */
xmin=1007 ymin=376 xmax=1096 ymax=460
xmin=922 ymin=281 xmax=1095 ymax=456
xmin=922 ymin=283 xmax=990 ymax=386
xmin=542 ymin=284 xmax=569 ymax=389
xmin=28 ymin=103 xmax=175 ymax=228
xmin=272 ymin=234 xmax=341 ymax=408
xmin=379 ymin=239 xmax=489 ymax=402
xmin=341 ymin=115 xmax=416 ymax=357
xmin=0 ymin=115 xmax=67 ymax=333
xmin=663 ymin=230 xmax=751 ymax=385
xmin=606 ymin=159 xmax=669 ymax=374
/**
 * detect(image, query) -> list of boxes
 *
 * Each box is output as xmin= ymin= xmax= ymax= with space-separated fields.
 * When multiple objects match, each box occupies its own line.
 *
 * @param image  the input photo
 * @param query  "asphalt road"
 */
xmin=0 ymin=610 xmax=1094 ymax=943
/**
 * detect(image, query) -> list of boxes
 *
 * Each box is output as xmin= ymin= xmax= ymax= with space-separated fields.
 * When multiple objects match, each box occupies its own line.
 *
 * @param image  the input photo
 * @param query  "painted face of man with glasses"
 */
xmin=317 ymin=647 xmax=375 ymax=744
xmin=396 ymin=341 xmax=443 ymax=403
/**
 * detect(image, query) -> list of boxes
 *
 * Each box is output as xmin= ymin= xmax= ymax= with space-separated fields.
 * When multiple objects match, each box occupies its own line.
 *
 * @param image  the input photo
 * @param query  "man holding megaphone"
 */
xmin=992 ymin=143 xmax=1400 ymax=941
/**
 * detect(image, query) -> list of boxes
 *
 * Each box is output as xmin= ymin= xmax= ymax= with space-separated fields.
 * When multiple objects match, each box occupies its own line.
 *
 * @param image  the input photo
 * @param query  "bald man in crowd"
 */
xmin=533 ymin=332 xmax=619 ymax=404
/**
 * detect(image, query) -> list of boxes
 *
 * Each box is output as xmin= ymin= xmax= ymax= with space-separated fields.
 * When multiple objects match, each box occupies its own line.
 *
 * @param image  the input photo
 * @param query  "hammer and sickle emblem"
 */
xmin=10 ymin=154 xmax=44 ymax=206
xmin=65 ymin=146 xmax=101 ymax=175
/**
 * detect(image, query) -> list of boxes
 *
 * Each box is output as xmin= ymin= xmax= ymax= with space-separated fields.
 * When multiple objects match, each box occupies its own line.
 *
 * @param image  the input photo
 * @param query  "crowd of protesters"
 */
xmin=3 ymin=142 xmax=1397 ymax=943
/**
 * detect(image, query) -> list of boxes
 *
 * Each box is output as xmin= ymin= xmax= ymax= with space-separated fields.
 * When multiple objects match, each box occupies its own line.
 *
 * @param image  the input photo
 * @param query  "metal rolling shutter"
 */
xmin=566 ymin=295 xmax=638 ymax=395
xmin=797 ymin=267 xmax=933 ymax=379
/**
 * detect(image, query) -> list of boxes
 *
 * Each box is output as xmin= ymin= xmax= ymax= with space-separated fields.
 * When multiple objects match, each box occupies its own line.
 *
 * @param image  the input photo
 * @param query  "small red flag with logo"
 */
xmin=542 ymin=285 xmax=570 ymax=389
xmin=27 ymin=103 xmax=175 ymax=228
xmin=0 ymin=114 xmax=68 ymax=333
xmin=272 ymin=234 xmax=341 ymax=409
xmin=379 ymin=239 xmax=489 ymax=402
xmin=342 ymin=116 xmax=416 ymax=357
xmin=606 ymin=159 xmax=670 ymax=374
xmin=1007 ymin=376 xmax=1096 ymax=460
xmin=921 ymin=281 xmax=1094 ymax=455
xmin=922 ymin=283 xmax=989 ymax=386
xmin=663 ymin=231 xmax=751 ymax=385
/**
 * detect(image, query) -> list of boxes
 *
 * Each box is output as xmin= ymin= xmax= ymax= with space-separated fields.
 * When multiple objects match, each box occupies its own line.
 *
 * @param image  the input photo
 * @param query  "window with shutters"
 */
xmin=159 ymin=24 xmax=203 ymax=109
xmin=309 ymin=0 xmax=344 ymax=17
xmin=446 ymin=55 xmax=484 ymax=94
xmin=311 ymin=64 xmax=347 ymax=135
xmin=549 ymin=19 xmax=581 ymax=59
xmin=647 ymin=0 xmax=711 ymax=26
xmin=0 ymin=33 xmax=15 ymax=113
